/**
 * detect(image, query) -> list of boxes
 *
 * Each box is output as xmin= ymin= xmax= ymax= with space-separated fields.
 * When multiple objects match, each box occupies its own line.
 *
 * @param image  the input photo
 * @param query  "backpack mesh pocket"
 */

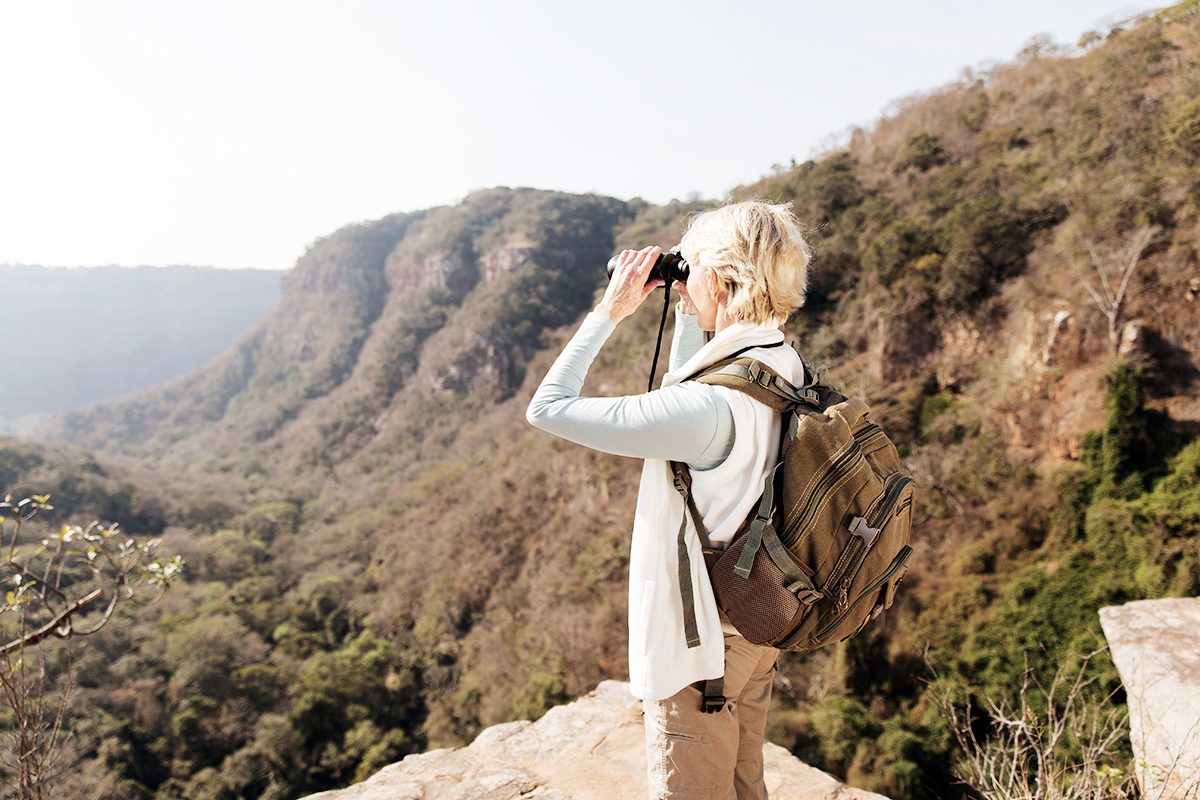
xmin=709 ymin=526 xmax=816 ymax=645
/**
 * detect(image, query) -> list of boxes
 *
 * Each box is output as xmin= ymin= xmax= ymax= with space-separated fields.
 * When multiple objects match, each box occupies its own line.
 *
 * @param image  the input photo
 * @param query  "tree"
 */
xmin=1018 ymin=33 xmax=1070 ymax=61
xmin=1078 ymin=30 xmax=1104 ymax=50
xmin=1064 ymin=224 xmax=1161 ymax=357
xmin=0 ymin=494 xmax=184 ymax=800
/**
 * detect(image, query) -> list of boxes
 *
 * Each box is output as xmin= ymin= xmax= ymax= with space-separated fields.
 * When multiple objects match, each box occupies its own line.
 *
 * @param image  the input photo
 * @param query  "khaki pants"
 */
xmin=642 ymin=626 xmax=780 ymax=799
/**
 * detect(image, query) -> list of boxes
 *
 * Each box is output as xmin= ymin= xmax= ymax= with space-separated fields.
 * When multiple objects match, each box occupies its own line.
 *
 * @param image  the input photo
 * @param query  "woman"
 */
xmin=525 ymin=198 xmax=812 ymax=799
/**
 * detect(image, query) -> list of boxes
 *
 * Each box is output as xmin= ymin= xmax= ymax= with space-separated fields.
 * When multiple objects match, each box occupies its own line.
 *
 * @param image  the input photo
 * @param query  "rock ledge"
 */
xmin=302 ymin=679 xmax=889 ymax=799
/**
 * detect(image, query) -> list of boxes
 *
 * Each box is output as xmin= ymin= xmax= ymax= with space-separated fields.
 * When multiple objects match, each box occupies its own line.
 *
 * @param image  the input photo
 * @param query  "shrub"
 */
xmin=1167 ymin=94 xmax=1200 ymax=159
xmin=896 ymin=133 xmax=949 ymax=173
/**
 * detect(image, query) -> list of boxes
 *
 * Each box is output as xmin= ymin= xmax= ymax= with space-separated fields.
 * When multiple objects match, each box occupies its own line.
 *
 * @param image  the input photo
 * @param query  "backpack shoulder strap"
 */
xmin=692 ymin=358 xmax=820 ymax=412
xmin=677 ymin=340 xmax=785 ymax=383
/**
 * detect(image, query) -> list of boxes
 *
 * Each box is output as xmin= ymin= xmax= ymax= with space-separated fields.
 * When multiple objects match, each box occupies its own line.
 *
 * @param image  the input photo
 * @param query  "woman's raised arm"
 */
xmin=525 ymin=310 xmax=733 ymax=470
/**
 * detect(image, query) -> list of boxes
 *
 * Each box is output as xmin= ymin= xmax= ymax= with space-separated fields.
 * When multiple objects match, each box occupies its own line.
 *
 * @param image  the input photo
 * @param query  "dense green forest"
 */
xmin=2 ymin=3 xmax=1198 ymax=798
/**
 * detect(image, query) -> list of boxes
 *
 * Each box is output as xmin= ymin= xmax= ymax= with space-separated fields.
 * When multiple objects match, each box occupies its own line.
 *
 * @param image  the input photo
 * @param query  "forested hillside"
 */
xmin=8 ymin=4 xmax=1200 ymax=798
xmin=0 ymin=264 xmax=279 ymax=431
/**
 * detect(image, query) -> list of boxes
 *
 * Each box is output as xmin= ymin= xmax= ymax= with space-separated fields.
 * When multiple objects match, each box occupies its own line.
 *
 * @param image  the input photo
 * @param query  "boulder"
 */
xmin=1098 ymin=597 xmax=1200 ymax=799
xmin=301 ymin=679 xmax=890 ymax=800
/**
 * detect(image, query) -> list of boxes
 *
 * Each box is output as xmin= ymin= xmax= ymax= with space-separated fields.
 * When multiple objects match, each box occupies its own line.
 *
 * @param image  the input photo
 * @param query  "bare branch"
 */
xmin=1066 ymin=224 xmax=1160 ymax=355
xmin=1065 ymin=253 xmax=1109 ymax=313
xmin=0 ymin=589 xmax=103 ymax=657
xmin=934 ymin=653 xmax=1142 ymax=799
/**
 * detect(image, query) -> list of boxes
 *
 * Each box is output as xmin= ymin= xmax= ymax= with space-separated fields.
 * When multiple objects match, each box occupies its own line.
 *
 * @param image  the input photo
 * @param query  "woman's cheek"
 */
xmin=686 ymin=273 xmax=706 ymax=312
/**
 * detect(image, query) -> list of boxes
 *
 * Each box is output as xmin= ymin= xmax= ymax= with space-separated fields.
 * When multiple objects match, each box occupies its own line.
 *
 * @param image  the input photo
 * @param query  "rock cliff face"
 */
xmin=301 ymin=680 xmax=890 ymax=800
xmin=37 ymin=188 xmax=631 ymax=477
xmin=1098 ymin=598 xmax=1200 ymax=800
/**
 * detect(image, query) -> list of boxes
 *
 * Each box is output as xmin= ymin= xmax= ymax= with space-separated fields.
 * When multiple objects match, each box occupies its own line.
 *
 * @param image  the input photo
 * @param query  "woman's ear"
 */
xmin=706 ymin=267 xmax=727 ymax=304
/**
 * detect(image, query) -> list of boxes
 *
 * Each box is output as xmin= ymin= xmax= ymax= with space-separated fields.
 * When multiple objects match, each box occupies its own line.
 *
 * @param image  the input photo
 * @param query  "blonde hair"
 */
xmin=678 ymin=198 xmax=812 ymax=326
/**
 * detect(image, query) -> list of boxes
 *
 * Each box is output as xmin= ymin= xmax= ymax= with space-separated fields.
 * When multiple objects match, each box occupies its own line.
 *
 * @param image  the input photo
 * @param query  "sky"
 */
xmin=0 ymin=1 xmax=1163 ymax=271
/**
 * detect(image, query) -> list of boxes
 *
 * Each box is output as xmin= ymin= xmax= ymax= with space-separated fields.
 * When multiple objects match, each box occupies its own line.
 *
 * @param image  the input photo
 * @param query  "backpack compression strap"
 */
xmin=728 ymin=458 xmax=824 ymax=605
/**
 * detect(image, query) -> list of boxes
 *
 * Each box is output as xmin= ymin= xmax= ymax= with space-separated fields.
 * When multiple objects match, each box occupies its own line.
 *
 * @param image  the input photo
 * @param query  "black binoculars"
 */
xmin=605 ymin=248 xmax=696 ymax=391
xmin=606 ymin=249 xmax=691 ymax=286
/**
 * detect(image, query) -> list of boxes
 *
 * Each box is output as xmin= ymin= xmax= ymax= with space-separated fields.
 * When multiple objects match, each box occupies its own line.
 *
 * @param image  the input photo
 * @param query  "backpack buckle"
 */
xmin=671 ymin=464 xmax=690 ymax=495
xmin=847 ymin=515 xmax=881 ymax=548
xmin=787 ymin=581 xmax=825 ymax=605
xmin=746 ymin=362 xmax=772 ymax=388
xmin=694 ymin=676 xmax=726 ymax=714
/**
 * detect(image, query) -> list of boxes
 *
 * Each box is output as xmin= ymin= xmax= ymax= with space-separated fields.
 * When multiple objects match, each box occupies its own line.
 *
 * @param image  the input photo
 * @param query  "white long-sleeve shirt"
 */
xmin=525 ymin=301 xmax=735 ymax=471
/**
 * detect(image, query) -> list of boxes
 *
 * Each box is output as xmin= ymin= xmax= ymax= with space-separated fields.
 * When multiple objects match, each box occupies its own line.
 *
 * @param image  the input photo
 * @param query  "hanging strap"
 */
xmin=732 ymin=460 xmax=778 ymax=578
xmin=669 ymin=461 xmax=712 ymax=649
xmin=729 ymin=447 xmax=825 ymax=604
xmin=678 ymin=459 xmax=727 ymax=712
xmin=731 ymin=458 xmax=818 ymax=598
xmin=705 ymin=454 xmax=822 ymax=606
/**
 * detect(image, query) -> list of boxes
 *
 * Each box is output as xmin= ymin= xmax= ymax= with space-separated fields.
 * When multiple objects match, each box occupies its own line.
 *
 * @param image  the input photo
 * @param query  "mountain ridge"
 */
xmin=38 ymin=188 xmax=634 ymax=482
xmin=0 ymin=263 xmax=280 ymax=431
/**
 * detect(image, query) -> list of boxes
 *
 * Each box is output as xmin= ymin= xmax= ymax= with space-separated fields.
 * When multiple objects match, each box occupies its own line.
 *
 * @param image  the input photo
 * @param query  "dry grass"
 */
xmin=933 ymin=647 xmax=1199 ymax=799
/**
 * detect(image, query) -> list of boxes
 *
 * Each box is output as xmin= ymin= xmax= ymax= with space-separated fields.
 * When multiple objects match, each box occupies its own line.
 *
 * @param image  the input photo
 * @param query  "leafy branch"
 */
xmin=0 ymin=493 xmax=185 ymax=799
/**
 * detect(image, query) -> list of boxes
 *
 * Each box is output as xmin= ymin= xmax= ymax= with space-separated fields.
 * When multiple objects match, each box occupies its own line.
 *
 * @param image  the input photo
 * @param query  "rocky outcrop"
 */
xmin=1098 ymin=598 xmax=1200 ymax=800
xmin=301 ymin=680 xmax=891 ymax=800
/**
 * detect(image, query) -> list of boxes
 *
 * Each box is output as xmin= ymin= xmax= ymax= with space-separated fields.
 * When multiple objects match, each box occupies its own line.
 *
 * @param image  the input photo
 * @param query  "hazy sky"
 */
xmin=0 ymin=1 xmax=1161 ymax=271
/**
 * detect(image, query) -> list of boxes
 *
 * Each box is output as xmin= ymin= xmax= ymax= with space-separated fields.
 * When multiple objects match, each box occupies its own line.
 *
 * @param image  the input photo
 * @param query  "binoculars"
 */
xmin=605 ymin=248 xmax=695 ymax=391
xmin=606 ymin=248 xmax=691 ymax=286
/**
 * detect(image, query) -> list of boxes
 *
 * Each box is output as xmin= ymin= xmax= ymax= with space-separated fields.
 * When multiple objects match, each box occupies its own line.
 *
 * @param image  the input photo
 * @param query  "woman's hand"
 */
xmin=674 ymin=279 xmax=698 ymax=316
xmin=595 ymin=245 xmax=665 ymax=324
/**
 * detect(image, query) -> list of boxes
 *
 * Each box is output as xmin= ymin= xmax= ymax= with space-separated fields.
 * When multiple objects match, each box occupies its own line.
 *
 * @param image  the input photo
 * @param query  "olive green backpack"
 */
xmin=668 ymin=342 xmax=916 ymax=665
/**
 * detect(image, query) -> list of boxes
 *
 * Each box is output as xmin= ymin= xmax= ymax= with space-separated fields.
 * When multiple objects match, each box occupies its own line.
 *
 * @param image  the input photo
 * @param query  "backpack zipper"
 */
xmin=823 ymin=473 xmax=913 ymax=611
xmin=814 ymin=544 xmax=913 ymax=641
xmin=778 ymin=438 xmax=863 ymax=548
xmin=823 ymin=468 xmax=897 ymax=589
